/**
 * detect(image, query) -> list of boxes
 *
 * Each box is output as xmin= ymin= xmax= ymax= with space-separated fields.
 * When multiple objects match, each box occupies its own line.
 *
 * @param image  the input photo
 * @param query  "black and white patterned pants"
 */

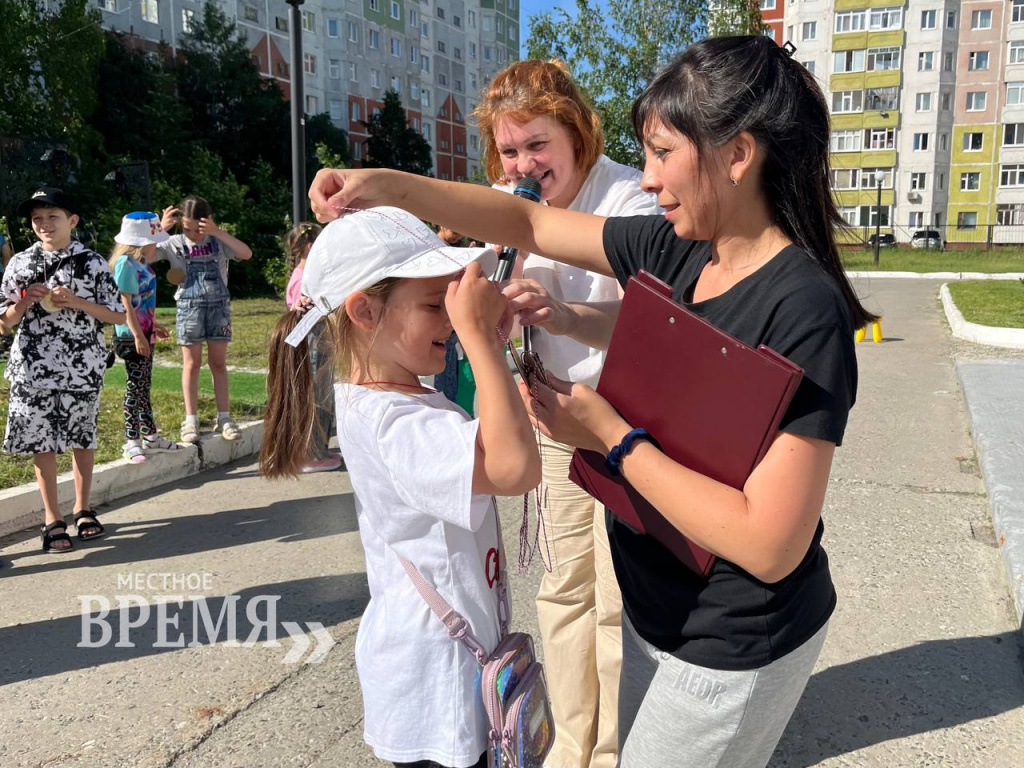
xmin=115 ymin=338 xmax=156 ymax=440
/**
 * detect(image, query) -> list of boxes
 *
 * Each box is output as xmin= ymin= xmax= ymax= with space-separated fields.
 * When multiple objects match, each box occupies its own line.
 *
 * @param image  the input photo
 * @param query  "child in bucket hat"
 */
xmin=109 ymin=212 xmax=179 ymax=462
xmin=259 ymin=207 xmax=540 ymax=768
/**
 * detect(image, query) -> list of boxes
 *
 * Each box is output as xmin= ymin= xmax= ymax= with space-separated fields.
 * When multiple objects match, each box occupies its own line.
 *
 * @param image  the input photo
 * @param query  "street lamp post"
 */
xmin=874 ymin=169 xmax=884 ymax=267
xmin=286 ymin=0 xmax=306 ymax=226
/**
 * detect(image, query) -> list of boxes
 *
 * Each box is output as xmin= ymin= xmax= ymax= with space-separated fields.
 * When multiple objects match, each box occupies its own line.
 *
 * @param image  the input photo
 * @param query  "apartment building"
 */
xmin=88 ymin=0 xmax=517 ymax=178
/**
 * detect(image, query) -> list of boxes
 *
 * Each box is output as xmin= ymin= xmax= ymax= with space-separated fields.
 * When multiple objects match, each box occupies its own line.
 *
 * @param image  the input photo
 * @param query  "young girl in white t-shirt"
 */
xmin=260 ymin=207 xmax=540 ymax=768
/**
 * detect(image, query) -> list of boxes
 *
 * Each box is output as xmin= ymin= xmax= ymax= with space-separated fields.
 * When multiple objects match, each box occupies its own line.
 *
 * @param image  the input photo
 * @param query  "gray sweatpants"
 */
xmin=618 ymin=618 xmax=828 ymax=768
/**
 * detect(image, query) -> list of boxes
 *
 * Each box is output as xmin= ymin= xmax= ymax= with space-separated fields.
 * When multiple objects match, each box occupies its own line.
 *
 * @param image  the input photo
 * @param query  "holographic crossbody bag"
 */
xmin=395 ymin=503 xmax=554 ymax=768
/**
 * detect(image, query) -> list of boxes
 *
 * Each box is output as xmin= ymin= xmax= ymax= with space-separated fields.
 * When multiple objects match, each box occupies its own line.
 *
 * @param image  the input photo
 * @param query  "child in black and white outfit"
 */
xmin=1 ymin=187 xmax=125 ymax=552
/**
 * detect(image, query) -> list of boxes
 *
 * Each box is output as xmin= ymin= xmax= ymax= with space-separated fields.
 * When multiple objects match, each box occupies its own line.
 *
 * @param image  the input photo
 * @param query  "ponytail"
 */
xmin=260 ymin=312 xmax=317 ymax=478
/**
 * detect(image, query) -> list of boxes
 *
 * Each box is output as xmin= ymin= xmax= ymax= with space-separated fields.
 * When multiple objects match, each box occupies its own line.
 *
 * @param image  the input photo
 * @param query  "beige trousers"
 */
xmin=536 ymin=434 xmax=622 ymax=768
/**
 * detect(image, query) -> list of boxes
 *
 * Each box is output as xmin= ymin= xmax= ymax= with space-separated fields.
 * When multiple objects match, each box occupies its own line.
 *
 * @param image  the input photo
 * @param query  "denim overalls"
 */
xmin=175 ymin=243 xmax=232 ymax=345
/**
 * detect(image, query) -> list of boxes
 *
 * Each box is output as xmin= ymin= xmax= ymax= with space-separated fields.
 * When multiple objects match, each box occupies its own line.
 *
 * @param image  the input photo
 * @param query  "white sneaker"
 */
xmin=216 ymin=418 xmax=241 ymax=441
xmin=143 ymin=434 xmax=182 ymax=452
xmin=180 ymin=420 xmax=200 ymax=444
xmin=122 ymin=441 xmax=147 ymax=463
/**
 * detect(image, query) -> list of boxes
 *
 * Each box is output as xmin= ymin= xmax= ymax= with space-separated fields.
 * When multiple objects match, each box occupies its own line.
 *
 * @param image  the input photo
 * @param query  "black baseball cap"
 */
xmin=18 ymin=187 xmax=77 ymax=218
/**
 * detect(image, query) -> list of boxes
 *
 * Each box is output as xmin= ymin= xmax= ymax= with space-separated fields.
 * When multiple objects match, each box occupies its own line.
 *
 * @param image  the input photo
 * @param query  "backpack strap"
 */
xmin=395 ymin=498 xmax=510 ymax=666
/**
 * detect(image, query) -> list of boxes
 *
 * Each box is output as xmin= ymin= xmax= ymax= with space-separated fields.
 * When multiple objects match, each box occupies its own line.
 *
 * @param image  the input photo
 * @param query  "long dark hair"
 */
xmin=632 ymin=35 xmax=876 ymax=327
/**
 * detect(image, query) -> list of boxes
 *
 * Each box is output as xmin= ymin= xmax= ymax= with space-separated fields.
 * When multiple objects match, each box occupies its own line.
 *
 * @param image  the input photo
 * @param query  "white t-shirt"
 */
xmin=495 ymin=154 xmax=660 ymax=386
xmin=336 ymin=384 xmax=501 ymax=766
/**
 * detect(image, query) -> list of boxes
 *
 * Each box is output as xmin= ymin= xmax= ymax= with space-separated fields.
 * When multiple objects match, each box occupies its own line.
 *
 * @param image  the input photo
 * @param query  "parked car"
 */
xmin=910 ymin=229 xmax=943 ymax=249
xmin=867 ymin=233 xmax=897 ymax=248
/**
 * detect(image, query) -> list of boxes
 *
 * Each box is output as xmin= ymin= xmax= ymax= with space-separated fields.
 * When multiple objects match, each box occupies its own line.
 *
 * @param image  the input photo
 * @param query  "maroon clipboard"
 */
xmin=568 ymin=271 xmax=804 ymax=577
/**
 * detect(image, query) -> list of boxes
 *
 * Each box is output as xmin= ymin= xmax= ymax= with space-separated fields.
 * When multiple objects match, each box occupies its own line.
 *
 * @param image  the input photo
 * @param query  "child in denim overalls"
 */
xmin=157 ymin=196 xmax=252 ymax=443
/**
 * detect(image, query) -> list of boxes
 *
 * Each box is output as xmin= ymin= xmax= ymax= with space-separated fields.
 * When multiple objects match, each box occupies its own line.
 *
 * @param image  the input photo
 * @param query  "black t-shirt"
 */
xmin=601 ymin=215 xmax=858 ymax=671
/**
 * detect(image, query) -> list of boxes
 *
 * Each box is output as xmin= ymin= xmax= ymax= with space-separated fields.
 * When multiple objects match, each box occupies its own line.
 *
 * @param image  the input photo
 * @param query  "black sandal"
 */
xmin=41 ymin=520 xmax=74 ymax=553
xmin=73 ymin=510 xmax=106 ymax=541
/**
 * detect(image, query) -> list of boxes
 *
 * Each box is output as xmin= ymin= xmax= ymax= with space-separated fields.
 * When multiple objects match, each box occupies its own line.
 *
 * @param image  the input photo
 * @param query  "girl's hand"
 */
xmin=153 ymin=323 xmax=171 ymax=341
xmin=198 ymin=217 xmax=221 ymax=237
xmin=519 ymin=373 xmax=631 ymax=454
xmin=161 ymin=206 xmax=180 ymax=232
xmin=502 ymin=278 xmax=576 ymax=336
xmin=446 ymin=262 xmax=506 ymax=348
xmin=49 ymin=286 xmax=81 ymax=310
xmin=291 ymin=295 xmax=314 ymax=315
xmin=308 ymin=168 xmax=396 ymax=222
xmin=134 ymin=335 xmax=151 ymax=356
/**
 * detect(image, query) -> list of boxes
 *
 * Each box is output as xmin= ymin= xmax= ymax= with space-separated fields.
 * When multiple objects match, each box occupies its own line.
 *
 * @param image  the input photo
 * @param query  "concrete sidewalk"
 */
xmin=1 ymin=278 xmax=1023 ymax=767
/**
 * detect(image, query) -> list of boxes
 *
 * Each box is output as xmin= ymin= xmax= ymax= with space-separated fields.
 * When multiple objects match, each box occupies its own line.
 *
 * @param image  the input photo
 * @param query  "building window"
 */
xmin=329 ymin=59 xmax=341 ymax=79
xmin=834 ymin=10 xmax=866 ymax=33
xmin=411 ymin=47 xmax=419 ymax=64
xmin=468 ymin=9 xmax=476 ymax=27
xmin=1015 ymin=0 xmax=1024 ymax=25
xmin=997 ymin=204 xmax=1024 ymax=225
xmin=353 ymin=141 xmax=363 ymax=161
xmin=370 ymin=0 xmax=379 ymax=11
xmin=940 ymin=133 xmax=948 ymax=151
xmin=910 ymin=173 xmax=927 ymax=191
xmin=437 ymin=40 xmax=446 ymax=53
xmin=913 ymin=132 xmax=929 ymax=151
xmin=302 ymin=10 xmax=315 ymax=32
xmin=438 ymin=73 xmax=448 ymax=86
xmin=243 ymin=5 xmax=258 ymax=23
xmin=946 ymin=11 xmax=957 ymax=29
xmin=350 ymin=62 xmax=358 ymax=82
xmin=422 ymin=22 xmax=429 ymax=37
xmin=1011 ymin=42 xmax=1024 ymax=65
xmin=860 ymin=168 xmax=893 ymax=189
xmin=938 ymin=173 xmax=945 ymax=191
xmin=867 ymin=47 xmax=900 ymax=71
xmin=471 ymin=135 xmax=478 ymax=151
xmin=422 ymin=89 xmax=430 ymax=108
xmin=961 ymin=172 xmax=981 ymax=191
xmin=866 ymin=87 xmax=898 ymax=112
xmin=303 ymin=53 xmax=317 ymax=75
xmin=470 ymin=42 xmax=477 ymax=60
xmin=390 ymin=1 xmax=400 ymax=20
xmin=484 ymin=46 xmax=492 ymax=62
xmin=868 ymin=7 xmax=902 ymax=31
xmin=330 ymin=100 xmax=343 ymax=121
xmin=837 ymin=207 xmax=859 ymax=226
xmin=964 ymin=132 xmax=984 ymax=152
xmin=918 ymin=51 xmax=934 ymax=71
xmin=859 ymin=205 xmax=890 ymax=227
xmin=957 ymin=212 xmax=978 ymax=230
xmin=470 ymin=73 xmax=477 ymax=89
xmin=1008 ymin=82 xmax=1024 ymax=106
xmin=941 ymin=92 xmax=951 ymax=111
xmin=140 ymin=0 xmax=158 ymax=24
xmin=454 ymin=14 xmax=461 ymax=28
xmin=915 ymin=93 xmax=933 ymax=112
xmin=943 ymin=52 xmax=954 ymax=71
xmin=866 ymin=128 xmax=895 ymax=150
xmin=351 ymin=101 xmax=362 ymax=122
xmin=370 ymin=29 xmax=381 ymax=49
xmin=966 ymin=92 xmax=987 ymax=112
xmin=437 ymin=6 xmax=445 ymax=20
xmin=391 ymin=75 xmax=401 ymax=92
xmin=762 ymin=26 xmax=776 ymax=40
xmin=304 ymin=96 xmax=317 ymax=115
xmin=275 ymin=16 xmax=288 ymax=32
xmin=968 ymin=51 xmax=990 ymax=71
xmin=971 ymin=9 xmax=992 ymax=30
xmin=909 ymin=212 xmax=924 ymax=228
xmin=391 ymin=38 xmax=402 ymax=57
xmin=831 ymin=168 xmax=860 ymax=189
xmin=347 ymin=22 xmax=359 ymax=42
xmin=182 ymin=8 xmax=195 ymax=32
xmin=1005 ymin=124 xmax=1024 ymax=146
xmin=454 ymin=47 xmax=462 ymax=60
xmin=801 ymin=21 xmax=816 ymax=40
xmin=802 ymin=60 xmax=815 ymax=75
xmin=921 ymin=10 xmax=936 ymax=30
xmin=411 ymin=82 xmax=419 ymax=100
xmin=370 ymin=69 xmax=380 ymax=88
xmin=327 ymin=18 xmax=339 ymax=38
xmin=423 ymin=123 xmax=432 ymax=140
xmin=421 ymin=54 xmax=430 ymax=72
xmin=834 ymin=49 xmax=866 ymax=73
xmin=759 ymin=0 xmax=776 ymax=9
xmin=830 ymin=130 xmax=861 ymax=152
xmin=831 ymin=90 xmax=863 ymax=114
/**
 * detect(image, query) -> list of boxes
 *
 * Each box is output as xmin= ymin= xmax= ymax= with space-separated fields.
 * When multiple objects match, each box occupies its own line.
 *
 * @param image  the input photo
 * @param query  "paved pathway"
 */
xmin=1 ymin=278 xmax=1022 ymax=767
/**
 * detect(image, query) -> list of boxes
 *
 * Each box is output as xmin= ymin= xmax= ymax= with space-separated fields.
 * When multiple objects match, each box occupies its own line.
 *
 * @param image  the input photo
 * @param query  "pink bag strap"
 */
xmin=395 ymin=499 xmax=511 ymax=666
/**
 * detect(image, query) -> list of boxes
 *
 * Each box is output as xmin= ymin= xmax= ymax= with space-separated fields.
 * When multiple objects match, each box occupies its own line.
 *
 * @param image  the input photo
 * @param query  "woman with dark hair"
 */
xmin=311 ymin=35 xmax=871 ymax=768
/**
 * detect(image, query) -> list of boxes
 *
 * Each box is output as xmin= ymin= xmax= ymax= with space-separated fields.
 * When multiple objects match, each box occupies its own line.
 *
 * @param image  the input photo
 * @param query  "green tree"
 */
xmin=361 ymin=89 xmax=434 ymax=175
xmin=526 ymin=0 xmax=709 ymax=168
xmin=305 ymin=112 xmax=352 ymax=186
xmin=709 ymin=1 xmax=766 ymax=37
xmin=0 ymin=0 xmax=105 ymax=142
xmin=177 ymin=2 xmax=290 ymax=181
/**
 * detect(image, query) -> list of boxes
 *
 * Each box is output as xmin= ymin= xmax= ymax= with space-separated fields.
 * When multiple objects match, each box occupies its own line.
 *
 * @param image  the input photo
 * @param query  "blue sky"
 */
xmin=518 ymin=0 xmax=576 ymax=57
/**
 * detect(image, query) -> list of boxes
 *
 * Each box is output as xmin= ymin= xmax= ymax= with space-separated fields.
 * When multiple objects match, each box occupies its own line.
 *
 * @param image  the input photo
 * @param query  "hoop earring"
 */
xmin=730 ymin=177 xmax=739 ymax=187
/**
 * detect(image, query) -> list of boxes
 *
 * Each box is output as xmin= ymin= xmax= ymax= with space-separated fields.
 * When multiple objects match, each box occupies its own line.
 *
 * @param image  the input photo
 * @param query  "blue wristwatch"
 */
xmin=605 ymin=428 xmax=656 ymax=476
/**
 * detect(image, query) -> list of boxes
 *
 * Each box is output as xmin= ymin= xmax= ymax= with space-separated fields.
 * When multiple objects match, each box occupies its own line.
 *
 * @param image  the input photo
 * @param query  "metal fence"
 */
xmin=847 ymin=223 xmax=1024 ymax=250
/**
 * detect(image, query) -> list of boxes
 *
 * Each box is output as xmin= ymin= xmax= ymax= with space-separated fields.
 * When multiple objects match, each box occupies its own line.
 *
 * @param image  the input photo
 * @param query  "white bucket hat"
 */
xmin=287 ymin=207 xmax=496 ymax=346
xmin=114 ymin=211 xmax=169 ymax=246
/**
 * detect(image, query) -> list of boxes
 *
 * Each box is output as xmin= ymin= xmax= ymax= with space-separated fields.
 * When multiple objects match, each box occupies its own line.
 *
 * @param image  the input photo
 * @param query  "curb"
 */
xmin=0 ymin=421 xmax=264 ymax=539
xmin=847 ymin=271 xmax=1024 ymax=280
xmin=939 ymin=284 xmax=1024 ymax=350
xmin=957 ymin=362 xmax=1024 ymax=634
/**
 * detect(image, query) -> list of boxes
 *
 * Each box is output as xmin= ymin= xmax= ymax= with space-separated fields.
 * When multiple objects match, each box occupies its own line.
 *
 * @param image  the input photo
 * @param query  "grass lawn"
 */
xmin=153 ymin=297 xmax=284 ymax=370
xmin=841 ymin=247 xmax=1024 ymax=273
xmin=946 ymin=280 xmax=1024 ymax=329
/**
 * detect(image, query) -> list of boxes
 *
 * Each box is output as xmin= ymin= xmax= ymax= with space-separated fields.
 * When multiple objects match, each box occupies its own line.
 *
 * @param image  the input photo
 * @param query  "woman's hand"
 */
xmin=161 ymin=206 xmax=180 ymax=232
xmin=520 ymin=373 xmax=631 ymax=454
xmin=308 ymin=168 xmax=397 ymax=222
xmin=502 ymin=278 xmax=576 ymax=336
xmin=446 ymin=262 xmax=506 ymax=349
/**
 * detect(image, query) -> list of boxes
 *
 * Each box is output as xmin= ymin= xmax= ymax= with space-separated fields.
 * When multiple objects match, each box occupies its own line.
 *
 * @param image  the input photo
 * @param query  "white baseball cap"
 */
xmin=300 ymin=206 xmax=497 ymax=315
xmin=114 ymin=211 xmax=169 ymax=246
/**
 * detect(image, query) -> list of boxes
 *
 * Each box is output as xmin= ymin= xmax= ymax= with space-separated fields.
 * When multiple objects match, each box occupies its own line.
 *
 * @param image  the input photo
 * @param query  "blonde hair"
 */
xmin=474 ymin=59 xmax=604 ymax=186
xmin=109 ymin=242 xmax=147 ymax=272
xmin=284 ymin=221 xmax=322 ymax=272
xmin=260 ymin=278 xmax=401 ymax=479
